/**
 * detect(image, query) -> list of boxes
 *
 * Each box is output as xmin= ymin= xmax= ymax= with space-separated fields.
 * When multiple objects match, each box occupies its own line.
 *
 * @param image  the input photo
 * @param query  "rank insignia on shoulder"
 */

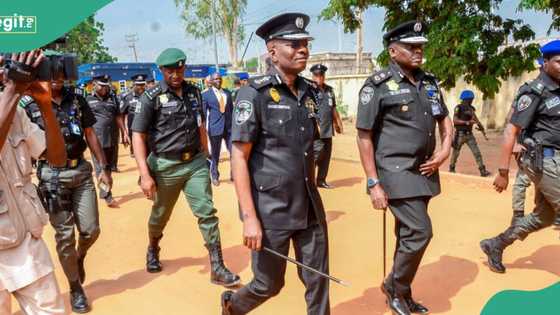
xmin=159 ymin=94 xmax=169 ymax=105
xmin=386 ymin=80 xmax=399 ymax=91
xmin=18 ymin=95 xmax=34 ymax=108
xmin=517 ymin=94 xmax=533 ymax=111
xmin=270 ymin=87 xmax=281 ymax=103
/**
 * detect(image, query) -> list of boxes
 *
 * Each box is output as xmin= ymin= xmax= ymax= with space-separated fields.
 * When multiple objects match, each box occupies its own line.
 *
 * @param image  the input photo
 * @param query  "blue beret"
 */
xmin=459 ymin=90 xmax=475 ymax=100
xmin=541 ymin=40 xmax=560 ymax=58
xmin=237 ymin=73 xmax=249 ymax=80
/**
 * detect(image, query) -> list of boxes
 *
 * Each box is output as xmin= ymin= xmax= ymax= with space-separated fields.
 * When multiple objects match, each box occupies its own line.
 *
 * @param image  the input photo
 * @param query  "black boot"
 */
xmin=146 ymin=235 xmax=163 ymax=273
xmin=221 ymin=290 xmax=235 ymax=315
xmin=206 ymin=242 xmax=241 ymax=287
xmin=405 ymin=297 xmax=429 ymax=314
xmin=480 ymin=235 xmax=509 ymax=273
xmin=449 ymin=166 xmax=455 ymax=173
xmin=77 ymin=254 xmax=86 ymax=284
xmin=381 ymin=282 xmax=411 ymax=315
xmin=554 ymin=212 xmax=560 ymax=229
xmin=317 ymin=181 xmax=333 ymax=189
xmin=69 ymin=280 xmax=91 ymax=313
xmin=479 ymin=166 xmax=491 ymax=177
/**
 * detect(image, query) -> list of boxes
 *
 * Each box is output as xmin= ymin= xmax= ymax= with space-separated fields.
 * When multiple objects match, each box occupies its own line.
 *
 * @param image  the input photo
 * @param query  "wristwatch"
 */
xmin=366 ymin=177 xmax=380 ymax=194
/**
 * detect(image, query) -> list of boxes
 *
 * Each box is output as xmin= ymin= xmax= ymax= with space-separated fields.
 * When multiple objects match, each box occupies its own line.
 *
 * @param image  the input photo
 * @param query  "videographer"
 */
xmin=0 ymin=50 xmax=66 ymax=315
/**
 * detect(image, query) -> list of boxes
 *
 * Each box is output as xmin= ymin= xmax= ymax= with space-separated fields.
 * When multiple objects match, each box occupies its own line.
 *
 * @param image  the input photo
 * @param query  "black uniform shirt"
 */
xmin=231 ymin=67 xmax=326 ymax=230
xmin=510 ymin=70 xmax=560 ymax=149
xmin=121 ymin=90 xmax=142 ymax=133
xmin=86 ymin=93 xmax=120 ymax=148
xmin=356 ymin=62 xmax=449 ymax=199
xmin=453 ymin=103 xmax=476 ymax=132
xmin=315 ymin=84 xmax=337 ymax=139
xmin=22 ymin=87 xmax=96 ymax=159
xmin=131 ymin=80 xmax=203 ymax=155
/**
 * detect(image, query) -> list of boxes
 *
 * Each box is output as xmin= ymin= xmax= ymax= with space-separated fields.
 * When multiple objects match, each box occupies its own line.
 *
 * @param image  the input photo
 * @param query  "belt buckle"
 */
xmin=68 ymin=159 xmax=79 ymax=168
xmin=181 ymin=152 xmax=192 ymax=161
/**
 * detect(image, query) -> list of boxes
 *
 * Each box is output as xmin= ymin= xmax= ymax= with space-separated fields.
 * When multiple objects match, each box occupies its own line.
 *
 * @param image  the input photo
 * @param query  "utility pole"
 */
xmin=355 ymin=9 xmax=363 ymax=74
xmin=210 ymin=0 xmax=220 ymax=73
xmin=338 ymin=19 xmax=343 ymax=52
xmin=125 ymin=33 xmax=139 ymax=62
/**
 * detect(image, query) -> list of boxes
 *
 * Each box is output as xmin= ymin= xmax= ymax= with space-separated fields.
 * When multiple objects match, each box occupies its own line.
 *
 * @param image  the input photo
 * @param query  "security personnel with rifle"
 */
xmin=356 ymin=21 xmax=453 ymax=315
xmin=221 ymin=13 xmax=330 ymax=315
xmin=131 ymin=48 xmax=240 ymax=287
xmin=21 ymin=52 xmax=113 ymax=313
xmin=449 ymin=90 xmax=491 ymax=176
xmin=481 ymin=40 xmax=560 ymax=273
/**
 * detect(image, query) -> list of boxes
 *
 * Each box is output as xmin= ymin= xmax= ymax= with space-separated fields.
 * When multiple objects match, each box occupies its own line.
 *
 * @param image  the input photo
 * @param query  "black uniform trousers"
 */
xmin=313 ymin=138 xmax=333 ymax=184
xmin=91 ymin=147 xmax=115 ymax=200
xmin=230 ymin=223 xmax=330 ymax=315
xmin=386 ymin=196 xmax=433 ymax=297
xmin=209 ymin=132 xmax=232 ymax=181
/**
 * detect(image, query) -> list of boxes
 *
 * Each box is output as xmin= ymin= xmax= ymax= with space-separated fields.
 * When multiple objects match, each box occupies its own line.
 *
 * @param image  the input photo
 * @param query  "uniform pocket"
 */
xmin=20 ymin=183 xmax=48 ymax=237
xmin=8 ymin=134 xmax=33 ymax=177
xmin=265 ymin=107 xmax=293 ymax=135
xmin=253 ymin=174 xmax=282 ymax=192
xmin=0 ymin=191 xmax=26 ymax=250
xmin=383 ymin=95 xmax=415 ymax=120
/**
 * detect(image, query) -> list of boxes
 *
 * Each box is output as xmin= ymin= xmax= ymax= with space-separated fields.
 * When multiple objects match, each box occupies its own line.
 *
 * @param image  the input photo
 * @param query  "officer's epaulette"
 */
xmin=370 ymin=69 xmax=392 ymax=86
xmin=249 ymin=75 xmax=278 ymax=90
xmin=527 ymin=79 xmax=545 ymax=96
xmin=144 ymin=85 xmax=163 ymax=100
xmin=18 ymin=95 xmax=35 ymax=108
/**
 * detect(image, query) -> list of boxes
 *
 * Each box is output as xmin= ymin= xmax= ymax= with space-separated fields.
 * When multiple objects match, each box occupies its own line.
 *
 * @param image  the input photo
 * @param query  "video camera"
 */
xmin=0 ymin=36 xmax=78 ymax=83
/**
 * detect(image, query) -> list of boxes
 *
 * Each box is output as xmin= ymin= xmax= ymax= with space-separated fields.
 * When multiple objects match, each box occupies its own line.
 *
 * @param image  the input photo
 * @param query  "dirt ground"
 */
xmin=12 ymin=122 xmax=558 ymax=314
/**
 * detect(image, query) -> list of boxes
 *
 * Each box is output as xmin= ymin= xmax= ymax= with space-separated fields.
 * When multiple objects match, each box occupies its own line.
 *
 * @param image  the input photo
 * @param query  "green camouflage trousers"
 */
xmin=147 ymin=152 xmax=221 ymax=245
xmin=450 ymin=132 xmax=485 ymax=169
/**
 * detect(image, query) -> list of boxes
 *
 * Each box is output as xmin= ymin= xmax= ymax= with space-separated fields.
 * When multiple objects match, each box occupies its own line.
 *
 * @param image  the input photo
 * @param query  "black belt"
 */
xmin=456 ymin=130 xmax=472 ymax=135
xmin=155 ymin=149 xmax=200 ymax=161
xmin=39 ymin=156 xmax=83 ymax=169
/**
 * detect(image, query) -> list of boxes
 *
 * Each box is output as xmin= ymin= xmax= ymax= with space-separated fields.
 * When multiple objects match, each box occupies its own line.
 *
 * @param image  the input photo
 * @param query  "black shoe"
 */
xmin=221 ymin=290 xmax=234 ymax=315
xmin=553 ymin=214 xmax=560 ymax=229
xmin=405 ymin=297 xmax=429 ymax=314
xmin=69 ymin=281 xmax=91 ymax=313
xmin=146 ymin=235 xmax=163 ymax=273
xmin=206 ymin=242 xmax=241 ymax=287
xmin=479 ymin=167 xmax=491 ymax=177
xmin=449 ymin=167 xmax=455 ymax=173
xmin=317 ymin=181 xmax=333 ymax=189
xmin=480 ymin=238 xmax=506 ymax=273
xmin=77 ymin=255 xmax=86 ymax=284
xmin=381 ymin=283 xmax=411 ymax=315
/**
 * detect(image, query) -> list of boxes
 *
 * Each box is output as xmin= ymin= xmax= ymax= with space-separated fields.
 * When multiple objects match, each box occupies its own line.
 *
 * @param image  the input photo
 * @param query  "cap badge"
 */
xmin=414 ymin=22 xmax=422 ymax=32
xmin=270 ymin=87 xmax=281 ymax=103
xmin=295 ymin=17 xmax=304 ymax=29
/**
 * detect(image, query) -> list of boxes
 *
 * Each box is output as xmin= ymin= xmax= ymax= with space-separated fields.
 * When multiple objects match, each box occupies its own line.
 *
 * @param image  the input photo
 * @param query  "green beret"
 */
xmin=156 ymin=48 xmax=186 ymax=67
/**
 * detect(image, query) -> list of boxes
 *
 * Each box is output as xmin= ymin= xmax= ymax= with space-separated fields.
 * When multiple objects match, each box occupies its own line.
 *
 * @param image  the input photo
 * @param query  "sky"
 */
xmin=96 ymin=0 xmax=560 ymax=65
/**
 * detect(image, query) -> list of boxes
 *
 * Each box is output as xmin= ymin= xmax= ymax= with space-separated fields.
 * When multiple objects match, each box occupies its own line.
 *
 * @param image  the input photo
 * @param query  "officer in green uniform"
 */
xmin=310 ymin=64 xmax=343 ymax=188
xmin=121 ymin=74 xmax=147 ymax=156
xmin=131 ymin=48 xmax=240 ymax=287
xmin=449 ymin=90 xmax=491 ymax=176
xmin=221 ymin=13 xmax=330 ymax=315
xmin=21 ymin=59 xmax=113 ymax=313
xmin=481 ymin=40 xmax=560 ymax=273
xmin=86 ymin=75 xmax=127 ymax=207
xmin=356 ymin=21 xmax=453 ymax=315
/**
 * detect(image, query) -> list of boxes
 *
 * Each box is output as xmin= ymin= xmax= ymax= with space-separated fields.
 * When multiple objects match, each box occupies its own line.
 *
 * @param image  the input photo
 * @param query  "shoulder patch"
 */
xmin=18 ymin=95 xmax=34 ymax=108
xmin=371 ymin=69 xmax=392 ymax=85
xmin=145 ymin=85 xmax=163 ymax=100
xmin=249 ymin=75 xmax=276 ymax=90
xmin=360 ymin=85 xmax=375 ymax=105
xmin=234 ymin=100 xmax=253 ymax=125
xmin=517 ymin=94 xmax=534 ymax=112
xmin=528 ymin=79 xmax=545 ymax=95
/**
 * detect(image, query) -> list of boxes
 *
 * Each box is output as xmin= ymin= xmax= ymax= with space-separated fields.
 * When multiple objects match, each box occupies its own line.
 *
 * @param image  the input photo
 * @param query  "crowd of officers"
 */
xmin=2 ymin=11 xmax=560 ymax=315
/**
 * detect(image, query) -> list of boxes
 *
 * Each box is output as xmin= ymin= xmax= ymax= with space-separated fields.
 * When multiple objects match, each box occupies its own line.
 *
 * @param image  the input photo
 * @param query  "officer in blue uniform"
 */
xmin=21 ymin=59 xmax=113 ymax=313
xmin=121 ymin=74 xmax=147 ymax=155
xmin=481 ymin=40 xmax=560 ymax=273
xmin=222 ymin=13 xmax=330 ymax=315
xmin=356 ymin=21 xmax=453 ymax=315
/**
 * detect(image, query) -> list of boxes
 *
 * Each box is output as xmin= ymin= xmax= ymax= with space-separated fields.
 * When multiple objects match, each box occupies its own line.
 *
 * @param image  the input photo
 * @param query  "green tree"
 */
xmin=244 ymin=56 xmax=258 ymax=72
xmin=321 ymin=0 xmax=541 ymax=101
xmin=174 ymin=0 xmax=247 ymax=68
xmin=519 ymin=0 xmax=560 ymax=32
xmin=61 ymin=16 xmax=117 ymax=64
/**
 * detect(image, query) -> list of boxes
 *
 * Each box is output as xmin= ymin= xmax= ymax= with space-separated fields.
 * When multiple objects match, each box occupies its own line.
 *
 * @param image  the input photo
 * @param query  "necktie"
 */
xmin=217 ymin=90 xmax=225 ymax=113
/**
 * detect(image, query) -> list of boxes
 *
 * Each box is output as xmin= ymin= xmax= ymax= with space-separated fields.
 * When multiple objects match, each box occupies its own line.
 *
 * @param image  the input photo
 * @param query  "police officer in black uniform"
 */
xmin=310 ymin=64 xmax=343 ymax=188
xmin=86 ymin=75 xmax=128 ymax=207
xmin=121 ymin=74 xmax=147 ymax=155
xmin=481 ymin=40 xmax=560 ymax=274
xmin=221 ymin=13 xmax=330 ymax=315
xmin=20 ymin=59 xmax=113 ymax=313
xmin=356 ymin=21 xmax=453 ymax=315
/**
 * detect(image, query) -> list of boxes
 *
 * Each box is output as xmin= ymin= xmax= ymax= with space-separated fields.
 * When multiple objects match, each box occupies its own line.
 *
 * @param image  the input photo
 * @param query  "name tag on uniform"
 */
xmin=389 ymin=88 xmax=411 ymax=96
xmin=32 ymin=111 xmax=42 ymax=118
xmin=268 ymin=104 xmax=290 ymax=110
xmin=162 ymin=100 xmax=178 ymax=108
xmin=545 ymin=96 xmax=560 ymax=109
